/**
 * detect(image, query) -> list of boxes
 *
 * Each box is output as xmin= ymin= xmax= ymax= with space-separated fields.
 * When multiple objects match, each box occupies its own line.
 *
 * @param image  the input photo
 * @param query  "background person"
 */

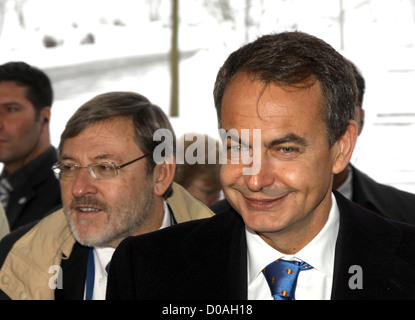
xmin=333 ymin=60 xmax=415 ymax=224
xmin=174 ymin=133 xmax=222 ymax=207
xmin=0 ymin=61 xmax=61 ymax=230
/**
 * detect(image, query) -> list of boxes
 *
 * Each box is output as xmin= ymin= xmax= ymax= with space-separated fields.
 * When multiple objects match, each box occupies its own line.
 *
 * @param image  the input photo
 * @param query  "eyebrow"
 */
xmin=265 ymin=133 xmax=308 ymax=148
xmin=0 ymin=102 xmax=23 ymax=108
xmin=60 ymin=153 xmax=121 ymax=163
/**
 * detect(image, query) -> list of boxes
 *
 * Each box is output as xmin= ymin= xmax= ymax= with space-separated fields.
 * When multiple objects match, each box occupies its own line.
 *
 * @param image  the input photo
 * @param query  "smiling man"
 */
xmin=0 ymin=91 xmax=214 ymax=300
xmin=107 ymin=32 xmax=415 ymax=300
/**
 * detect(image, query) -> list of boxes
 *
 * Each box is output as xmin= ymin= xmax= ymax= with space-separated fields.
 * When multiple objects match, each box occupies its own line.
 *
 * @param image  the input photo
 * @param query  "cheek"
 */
xmin=220 ymin=164 xmax=241 ymax=188
xmin=269 ymin=158 xmax=325 ymax=192
xmin=60 ymin=182 xmax=74 ymax=205
xmin=9 ymin=116 xmax=38 ymax=136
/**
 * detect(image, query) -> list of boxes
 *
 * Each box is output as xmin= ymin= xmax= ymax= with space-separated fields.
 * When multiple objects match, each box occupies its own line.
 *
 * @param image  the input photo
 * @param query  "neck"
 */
xmin=4 ymin=141 xmax=51 ymax=175
xmin=333 ymin=165 xmax=350 ymax=190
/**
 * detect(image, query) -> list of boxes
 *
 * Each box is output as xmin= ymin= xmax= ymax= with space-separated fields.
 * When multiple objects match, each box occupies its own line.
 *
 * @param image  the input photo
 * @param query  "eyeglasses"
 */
xmin=52 ymin=154 xmax=149 ymax=181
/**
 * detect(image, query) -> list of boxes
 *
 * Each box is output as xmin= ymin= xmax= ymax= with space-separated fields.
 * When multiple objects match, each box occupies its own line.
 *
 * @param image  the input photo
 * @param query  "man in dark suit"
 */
xmin=106 ymin=32 xmax=415 ymax=300
xmin=0 ymin=62 xmax=61 ymax=230
xmin=332 ymin=61 xmax=415 ymax=225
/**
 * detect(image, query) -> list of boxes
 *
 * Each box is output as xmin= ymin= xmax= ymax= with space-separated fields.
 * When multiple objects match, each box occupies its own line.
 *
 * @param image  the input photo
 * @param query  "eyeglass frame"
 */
xmin=51 ymin=153 xmax=149 ymax=181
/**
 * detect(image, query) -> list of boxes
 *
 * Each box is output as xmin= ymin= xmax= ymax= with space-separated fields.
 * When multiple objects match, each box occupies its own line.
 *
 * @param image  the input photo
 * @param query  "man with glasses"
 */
xmin=0 ymin=91 xmax=214 ymax=300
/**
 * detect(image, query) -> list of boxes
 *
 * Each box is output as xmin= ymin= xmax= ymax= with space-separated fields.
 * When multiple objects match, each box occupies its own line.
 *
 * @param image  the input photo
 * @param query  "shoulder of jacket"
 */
xmin=0 ymin=209 xmax=75 ymax=300
xmin=167 ymin=183 xmax=215 ymax=223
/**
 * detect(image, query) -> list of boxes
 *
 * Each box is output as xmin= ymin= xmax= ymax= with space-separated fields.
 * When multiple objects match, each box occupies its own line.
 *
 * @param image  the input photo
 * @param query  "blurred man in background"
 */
xmin=0 ymin=61 xmax=61 ymax=230
xmin=174 ymin=133 xmax=222 ymax=207
xmin=333 ymin=60 xmax=415 ymax=225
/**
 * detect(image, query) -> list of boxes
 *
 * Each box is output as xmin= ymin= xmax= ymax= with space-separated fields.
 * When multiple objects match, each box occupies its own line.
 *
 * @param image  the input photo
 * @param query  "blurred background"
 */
xmin=1 ymin=0 xmax=414 ymax=192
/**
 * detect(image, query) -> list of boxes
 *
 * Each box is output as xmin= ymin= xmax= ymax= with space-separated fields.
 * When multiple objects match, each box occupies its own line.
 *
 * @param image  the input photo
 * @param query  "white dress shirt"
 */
xmin=88 ymin=201 xmax=171 ymax=300
xmin=246 ymin=193 xmax=340 ymax=300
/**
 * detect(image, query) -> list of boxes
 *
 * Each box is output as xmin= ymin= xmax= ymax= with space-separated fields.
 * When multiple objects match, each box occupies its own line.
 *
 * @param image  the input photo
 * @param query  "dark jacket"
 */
xmin=106 ymin=192 xmax=415 ymax=300
xmin=4 ymin=147 xmax=61 ymax=230
xmin=351 ymin=165 xmax=415 ymax=224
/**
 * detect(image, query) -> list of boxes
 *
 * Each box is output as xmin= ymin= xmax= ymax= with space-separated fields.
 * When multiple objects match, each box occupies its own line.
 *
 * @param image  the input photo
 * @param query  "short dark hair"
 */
xmin=213 ymin=31 xmax=357 ymax=147
xmin=58 ymin=91 xmax=176 ymax=198
xmin=0 ymin=61 xmax=53 ymax=114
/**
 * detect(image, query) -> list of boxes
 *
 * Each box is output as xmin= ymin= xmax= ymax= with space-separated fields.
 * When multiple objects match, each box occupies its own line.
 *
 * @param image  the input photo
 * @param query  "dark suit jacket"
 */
xmin=351 ymin=165 xmax=415 ymax=225
xmin=5 ymin=147 xmax=62 ymax=230
xmin=106 ymin=192 xmax=415 ymax=300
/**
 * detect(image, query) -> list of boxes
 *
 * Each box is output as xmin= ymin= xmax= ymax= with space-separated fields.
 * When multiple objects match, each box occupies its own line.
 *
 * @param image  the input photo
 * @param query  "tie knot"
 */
xmin=262 ymin=259 xmax=313 ymax=300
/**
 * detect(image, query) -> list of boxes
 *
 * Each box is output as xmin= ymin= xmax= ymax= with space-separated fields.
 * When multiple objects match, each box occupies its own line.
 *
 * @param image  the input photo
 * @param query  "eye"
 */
xmin=60 ymin=163 xmax=77 ymax=172
xmin=95 ymin=163 xmax=114 ymax=171
xmin=92 ymin=163 xmax=117 ymax=178
xmin=280 ymin=147 xmax=296 ymax=154
xmin=6 ymin=106 xmax=18 ymax=113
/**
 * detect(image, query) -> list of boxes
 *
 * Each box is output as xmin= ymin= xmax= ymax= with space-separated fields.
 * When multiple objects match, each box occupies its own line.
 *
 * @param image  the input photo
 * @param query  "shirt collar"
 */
xmin=246 ymin=192 xmax=340 ymax=286
xmin=160 ymin=200 xmax=172 ymax=229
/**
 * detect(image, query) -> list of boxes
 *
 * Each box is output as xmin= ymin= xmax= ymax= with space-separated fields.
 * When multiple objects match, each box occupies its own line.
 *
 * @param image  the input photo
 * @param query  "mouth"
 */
xmin=70 ymin=197 xmax=108 ymax=217
xmin=70 ymin=196 xmax=108 ymax=212
xmin=73 ymin=205 xmax=104 ymax=218
xmin=76 ymin=206 xmax=101 ymax=213
xmin=244 ymin=194 xmax=288 ymax=210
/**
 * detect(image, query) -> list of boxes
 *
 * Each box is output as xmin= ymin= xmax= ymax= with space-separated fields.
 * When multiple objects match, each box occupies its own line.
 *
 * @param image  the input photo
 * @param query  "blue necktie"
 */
xmin=262 ymin=259 xmax=313 ymax=300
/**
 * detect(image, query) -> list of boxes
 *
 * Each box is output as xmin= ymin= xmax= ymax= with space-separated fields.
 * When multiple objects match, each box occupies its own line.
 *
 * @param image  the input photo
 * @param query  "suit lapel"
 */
xmin=180 ymin=207 xmax=248 ymax=299
xmin=331 ymin=192 xmax=415 ymax=299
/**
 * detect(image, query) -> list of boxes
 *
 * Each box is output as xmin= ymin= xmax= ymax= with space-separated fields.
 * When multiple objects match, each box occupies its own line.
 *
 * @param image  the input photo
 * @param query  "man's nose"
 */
xmin=244 ymin=158 xmax=274 ymax=192
xmin=70 ymin=168 xmax=99 ymax=198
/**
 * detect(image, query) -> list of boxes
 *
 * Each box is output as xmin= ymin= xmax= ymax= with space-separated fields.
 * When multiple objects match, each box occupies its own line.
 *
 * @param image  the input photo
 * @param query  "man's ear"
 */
xmin=332 ymin=120 xmax=358 ymax=175
xmin=153 ymin=156 xmax=176 ymax=197
xmin=39 ymin=107 xmax=51 ymax=126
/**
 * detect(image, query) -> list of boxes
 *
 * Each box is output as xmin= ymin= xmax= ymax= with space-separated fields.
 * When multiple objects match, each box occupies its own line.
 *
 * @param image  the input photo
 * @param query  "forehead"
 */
xmin=0 ymin=81 xmax=30 ymax=102
xmin=61 ymin=117 xmax=140 ymax=158
xmin=221 ymin=73 xmax=324 ymax=130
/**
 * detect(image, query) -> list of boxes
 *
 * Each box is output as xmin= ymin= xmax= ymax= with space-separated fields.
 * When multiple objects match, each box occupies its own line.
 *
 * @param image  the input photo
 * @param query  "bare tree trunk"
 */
xmin=14 ymin=0 xmax=26 ymax=29
xmin=0 ymin=0 xmax=7 ymax=37
xmin=146 ymin=0 xmax=162 ymax=22
xmin=245 ymin=0 xmax=251 ymax=43
xmin=339 ymin=0 xmax=345 ymax=50
xmin=170 ymin=0 xmax=179 ymax=117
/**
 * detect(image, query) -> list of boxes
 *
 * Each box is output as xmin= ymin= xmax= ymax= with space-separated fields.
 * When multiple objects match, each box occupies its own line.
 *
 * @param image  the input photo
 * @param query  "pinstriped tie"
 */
xmin=262 ymin=259 xmax=313 ymax=300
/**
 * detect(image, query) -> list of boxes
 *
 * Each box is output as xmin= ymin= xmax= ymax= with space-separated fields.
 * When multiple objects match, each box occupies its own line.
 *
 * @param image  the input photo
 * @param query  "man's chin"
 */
xmin=70 ymin=223 xmax=113 ymax=247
